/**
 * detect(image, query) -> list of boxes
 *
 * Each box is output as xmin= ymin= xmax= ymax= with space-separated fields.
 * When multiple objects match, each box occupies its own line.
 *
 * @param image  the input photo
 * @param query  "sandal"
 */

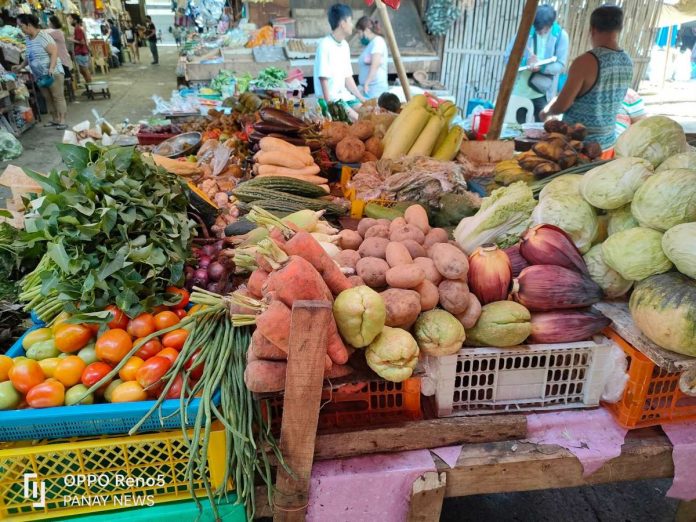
xmin=43 ymin=121 xmax=59 ymax=127
xmin=55 ymin=124 xmax=68 ymax=130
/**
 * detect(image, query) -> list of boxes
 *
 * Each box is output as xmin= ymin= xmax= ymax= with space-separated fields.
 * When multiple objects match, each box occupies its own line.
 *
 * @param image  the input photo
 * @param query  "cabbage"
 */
xmin=531 ymin=195 xmax=598 ymax=254
xmin=601 ymin=227 xmax=673 ymax=281
xmin=583 ymin=244 xmax=633 ymax=298
xmin=662 ymin=223 xmax=696 ymax=279
xmin=656 ymin=151 xmax=696 ymax=172
xmin=579 ymin=157 xmax=653 ymax=210
xmin=607 ymin=205 xmax=638 ymax=236
xmin=630 ymin=169 xmax=696 ymax=231
xmin=414 ymin=310 xmax=465 ymax=356
xmin=538 ymin=174 xmax=583 ymax=201
xmin=615 ymin=115 xmax=688 ymax=167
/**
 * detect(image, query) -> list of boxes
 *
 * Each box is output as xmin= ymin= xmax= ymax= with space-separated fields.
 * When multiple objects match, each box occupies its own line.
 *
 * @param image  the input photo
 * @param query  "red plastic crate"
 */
xmin=136 ymin=132 xmax=178 ymax=145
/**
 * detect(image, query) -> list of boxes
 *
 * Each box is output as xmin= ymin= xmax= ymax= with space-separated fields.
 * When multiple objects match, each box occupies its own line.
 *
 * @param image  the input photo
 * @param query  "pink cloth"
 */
xmin=48 ymin=29 xmax=73 ymax=70
xmin=308 ymin=449 xmax=436 ymax=522
xmin=663 ymin=421 xmax=696 ymax=501
xmin=430 ymin=446 xmax=462 ymax=468
xmin=526 ymin=409 xmax=628 ymax=476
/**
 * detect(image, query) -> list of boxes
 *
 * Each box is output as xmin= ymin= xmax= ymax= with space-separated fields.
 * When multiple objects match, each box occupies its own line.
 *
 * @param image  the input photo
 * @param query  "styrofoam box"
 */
xmin=420 ymin=337 xmax=615 ymax=417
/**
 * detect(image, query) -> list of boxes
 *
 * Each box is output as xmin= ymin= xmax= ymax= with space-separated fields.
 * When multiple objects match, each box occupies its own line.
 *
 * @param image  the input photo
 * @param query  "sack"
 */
xmin=528 ymin=72 xmax=553 ymax=95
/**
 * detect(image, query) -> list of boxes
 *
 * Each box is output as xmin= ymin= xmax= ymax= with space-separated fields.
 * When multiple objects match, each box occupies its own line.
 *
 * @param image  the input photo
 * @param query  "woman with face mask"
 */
xmin=356 ymin=16 xmax=389 ymax=99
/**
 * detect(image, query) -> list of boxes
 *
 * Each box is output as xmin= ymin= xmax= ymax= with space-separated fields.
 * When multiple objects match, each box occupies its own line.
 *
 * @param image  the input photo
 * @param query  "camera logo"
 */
xmin=23 ymin=473 xmax=46 ymax=508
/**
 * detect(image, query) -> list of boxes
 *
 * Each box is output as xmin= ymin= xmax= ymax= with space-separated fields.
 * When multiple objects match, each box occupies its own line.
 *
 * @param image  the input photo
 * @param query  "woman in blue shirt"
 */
xmin=356 ymin=17 xmax=389 ymax=100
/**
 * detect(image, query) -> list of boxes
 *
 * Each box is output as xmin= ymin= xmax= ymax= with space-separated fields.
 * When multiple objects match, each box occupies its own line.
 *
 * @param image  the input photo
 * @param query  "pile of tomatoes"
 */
xmin=0 ymin=288 xmax=204 ymax=410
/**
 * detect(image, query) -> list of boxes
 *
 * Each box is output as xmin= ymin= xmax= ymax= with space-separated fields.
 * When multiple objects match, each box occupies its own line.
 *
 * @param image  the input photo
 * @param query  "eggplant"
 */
xmin=259 ymin=107 xmax=305 ymax=129
xmin=253 ymin=121 xmax=300 ymax=135
xmin=248 ymin=130 xmax=266 ymax=143
xmin=225 ymin=218 xmax=257 ymax=236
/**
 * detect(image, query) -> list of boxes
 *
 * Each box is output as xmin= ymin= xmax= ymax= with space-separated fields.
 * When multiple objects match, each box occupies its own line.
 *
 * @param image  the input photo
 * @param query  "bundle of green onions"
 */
xmin=18 ymin=256 xmax=64 ymax=323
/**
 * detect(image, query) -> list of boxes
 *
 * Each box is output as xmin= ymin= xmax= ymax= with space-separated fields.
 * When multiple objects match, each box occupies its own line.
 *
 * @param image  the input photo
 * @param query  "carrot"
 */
xmin=263 ymin=255 xmax=333 ymax=305
xmin=256 ymin=172 xmax=328 ymax=185
xmin=255 ymin=150 xmax=313 ymax=169
xmin=327 ymin=317 xmax=350 ymax=364
xmin=325 ymin=363 xmax=354 ymax=380
xmin=251 ymin=329 xmax=287 ymax=360
xmin=244 ymin=359 xmax=287 ymax=393
xmin=257 ymin=164 xmax=320 ymax=177
xmin=255 ymin=252 xmax=274 ymax=274
xmin=248 ymin=269 xmax=269 ymax=298
xmin=230 ymin=287 xmax=260 ymax=314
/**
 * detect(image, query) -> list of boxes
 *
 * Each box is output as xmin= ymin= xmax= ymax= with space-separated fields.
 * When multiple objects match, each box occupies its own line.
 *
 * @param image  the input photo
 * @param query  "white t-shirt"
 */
xmin=313 ymin=35 xmax=354 ymax=102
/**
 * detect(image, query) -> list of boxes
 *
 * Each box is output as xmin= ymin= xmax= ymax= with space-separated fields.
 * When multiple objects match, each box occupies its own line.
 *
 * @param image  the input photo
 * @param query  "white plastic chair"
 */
xmin=505 ymin=95 xmax=535 ymax=124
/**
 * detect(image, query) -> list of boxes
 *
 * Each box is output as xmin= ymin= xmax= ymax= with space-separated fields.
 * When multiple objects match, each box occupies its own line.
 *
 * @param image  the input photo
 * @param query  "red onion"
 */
xmin=207 ymin=261 xmax=226 ymax=282
xmin=185 ymin=265 xmax=195 ymax=277
xmin=201 ymin=244 xmax=217 ymax=257
xmin=207 ymin=282 xmax=222 ymax=294
xmin=193 ymin=268 xmax=209 ymax=287
xmin=214 ymin=240 xmax=224 ymax=252
xmin=197 ymin=255 xmax=212 ymax=269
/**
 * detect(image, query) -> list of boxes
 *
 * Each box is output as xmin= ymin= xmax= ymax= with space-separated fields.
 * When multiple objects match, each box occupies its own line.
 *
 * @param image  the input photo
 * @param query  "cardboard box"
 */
xmin=0 ymin=164 xmax=43 ymax=212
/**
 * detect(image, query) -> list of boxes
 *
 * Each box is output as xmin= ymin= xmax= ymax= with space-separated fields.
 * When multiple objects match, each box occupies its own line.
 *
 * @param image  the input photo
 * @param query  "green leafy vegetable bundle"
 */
xmin=253 ymin=67 xmax=287 ymax=89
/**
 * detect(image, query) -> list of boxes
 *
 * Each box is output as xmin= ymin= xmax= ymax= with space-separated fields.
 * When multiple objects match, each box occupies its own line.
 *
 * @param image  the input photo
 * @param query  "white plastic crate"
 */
xmin=420 ymin=337 xmax=616 ymax=417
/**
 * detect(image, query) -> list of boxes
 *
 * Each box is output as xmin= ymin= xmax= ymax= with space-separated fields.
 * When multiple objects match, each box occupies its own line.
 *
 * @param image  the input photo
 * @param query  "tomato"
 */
xmin=162 ymin=329 xmax=188 ymax=351
xmin=38 ymin=357 xmax=60 ymax=378
xmin=166 ymin=287 xmax=190 ymax=310
xmin=103 ymin=379 xmax=123 ymax=402
xmin=65 ymin=384 xmax=94 ymax=405
xmin=126 ymin=313 xmax=156 ymax=338
xmin=51 ymin=311 xmax=72 ymax=333
xmin=185 ymin=350 xmax=204 ymax=380
xmin=105 ymin=305 xmax=129 ymax=330
xmin=9 ymin=360 xmax=45 ymax=394
xmin=77 ymin=344 xmax=98 ymax=365
xmin=0 ymin=355 xmax=13 ymax=381
xmin=54 ymin=356 xmax=87 ymax=387
xmin=81 ymin=362 xmax=113 ymax=388
xmin=174 ymin=309 xmax=188 ymax=319
xmin=164 ymin=374 xmax=185 ymax=399
xmin=0 ymin=380 xmax=21 ymax=410
xmin=26 ymin=339 xmax=59 ymax=360
xmin=136 ymin=356 xmax=171 ymax=390
xmin=119 ymin=357 xmax=145 ymax=382
xmin=157 ymin=347 xmax=179 ymax=365
xmin=84 ymin=323 xmax=101 ymax=335
xmin=187 ymin=304 xmax=206 ymax=316
xmin=154 ymin=311 xmax=180 ymax=331
xmin=26 ymin=379 xmax=65 ymax=408
xmin=111 ymin=381 xmax=147 ymax=403
xmin=95 ymin=329 xmax=133 ymax=364
xmin=22 ymin=328 xmax=53 ymax=350
xmin=54 ymin=323 xmax=94 ymax=353
xmin=151 ymin=305 xmax=168 ymax=315
xmin=134 ymin=338 xmax=163 ymax=360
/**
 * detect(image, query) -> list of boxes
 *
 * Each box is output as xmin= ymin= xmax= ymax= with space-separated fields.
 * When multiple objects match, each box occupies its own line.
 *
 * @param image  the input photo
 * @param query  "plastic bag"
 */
xmin=601 ymin=343 xmax=629 ymax=403
xmin=0 ymin=130 xmax=22 ymax=160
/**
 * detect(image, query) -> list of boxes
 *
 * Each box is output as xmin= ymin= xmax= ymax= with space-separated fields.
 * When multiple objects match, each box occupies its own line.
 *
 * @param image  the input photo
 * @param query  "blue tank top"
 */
xmin=563 ymin=47 xmax=633 ymax=149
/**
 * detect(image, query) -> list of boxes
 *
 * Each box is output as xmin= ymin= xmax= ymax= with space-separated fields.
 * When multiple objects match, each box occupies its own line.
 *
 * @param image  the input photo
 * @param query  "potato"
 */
xmin=356 ymin=257 xmax=389 ymax=288
xmin=390 ymin=225 xmax=425 ymax=244
xmin=322 ymin=121 xmax=349 ymax=147
xmin=358 ymin=237 xmax=389 ymax=259
xmin=438 ymin=280 xmax=471 ymax=315
xmin=423 ymin=228 xmax=449 ymax=248
xmin=348 ymin=275 xmax=366 ymax=287
xmin=385 ymin=264 xmax=426 ymax=289
xmin=456 ymin=293 xmax=482 ymax=329
xmin=402 ymin=239 xmax=426 ymax=259
xmin=413 ymin=257 xmax=442 ymax=285
xmin=389 ymin=217 xmax=407 ymax=235
xmin=336 ymin=136 xmax=365 ymax=163
xmin=365 ymin=136 xmax=384 ymax=158
xmin=364 ymin=225 xmax=390 ymax=239
xmin=335 ymin=249 xmax=361 ymax=270
xmin=376 ymin=219 xmax=391 ymax=229
xmin=385 ymin=242 xmax=413 ymax=267
xmin=348 ymin=119 xmax=375 ymax=141
xmin=380 ymin=289 xmax=421 ymax=329
xmin=338 ymin=229 xmax=362 ymax=250
xmin=415 ymin=280 xmax=439 ymax=311
xmin=361 ymin=151 xmax=379 ymax=163
xmin=430 ymin=243 xmax=469 ymax=280
xmin=357 ymin=218 xmax=379 ymax=238
xmin=404 ymin=205 xmax=430 ymax=234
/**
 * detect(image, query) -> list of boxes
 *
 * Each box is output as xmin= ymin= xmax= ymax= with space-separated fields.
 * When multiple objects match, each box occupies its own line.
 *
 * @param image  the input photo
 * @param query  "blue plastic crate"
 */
xmin=0 ymin=327 xmax=219 ymax=441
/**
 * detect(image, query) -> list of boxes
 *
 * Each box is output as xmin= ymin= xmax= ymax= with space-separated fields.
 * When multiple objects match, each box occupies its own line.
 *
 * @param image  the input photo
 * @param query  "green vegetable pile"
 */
xmin=18 ymin=144 xmax=196 ymax=321
xmin=210 ymin=70 xmax=237 ymax=93
xmin=253 ymin=67 xmax=287 ymax=90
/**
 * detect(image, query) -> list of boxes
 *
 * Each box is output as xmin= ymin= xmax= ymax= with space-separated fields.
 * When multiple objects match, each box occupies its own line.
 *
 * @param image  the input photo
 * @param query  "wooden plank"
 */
xmin=313 ymin=415 xmax=527 ymax=461
xmin=376 ymin=0 xmax=411 ymax=100
xmin=273 ymin=300 xmax=332 ymax=522
xmin=407 ymin=472 xmax=447 ymax=522
xmin=676 ymin=499 xmax=696 ymax=522
xmin=594 ymin=301 xmax=696 ymax=372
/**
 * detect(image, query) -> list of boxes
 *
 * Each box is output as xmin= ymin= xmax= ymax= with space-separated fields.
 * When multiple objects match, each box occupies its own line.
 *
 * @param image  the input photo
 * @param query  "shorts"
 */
xmin=75 ymin=55 xmax=90 ymax=68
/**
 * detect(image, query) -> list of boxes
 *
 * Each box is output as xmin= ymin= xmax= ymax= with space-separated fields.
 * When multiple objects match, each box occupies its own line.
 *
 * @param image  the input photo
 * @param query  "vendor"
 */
xmin=356 ymin=17 xmax=389 ymax=100
xmin=540 ymin=6 xmax=633 ymax=150
xmin=313 ymin=4 xmax=366 ymax=121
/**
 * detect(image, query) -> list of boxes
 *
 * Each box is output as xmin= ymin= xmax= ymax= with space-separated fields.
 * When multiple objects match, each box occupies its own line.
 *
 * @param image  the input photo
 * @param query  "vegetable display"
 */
xmin=614 ymin=115 xmax=688 ymax=167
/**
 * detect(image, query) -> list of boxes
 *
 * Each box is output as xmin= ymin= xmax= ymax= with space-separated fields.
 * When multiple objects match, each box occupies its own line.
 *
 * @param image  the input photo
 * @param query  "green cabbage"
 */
xmin=538 ymin=174 xmax=583 ymax=201
xmin=531 ymin=194 xmax=598 ymax=253
xmin=583 ymin=244 xmax=633 ymax=298
xmin=662 ymin=223 xmax=696 ymax=279
xmin=615 ymin=115 xmax=688 ymax=167
xmin=454 ymin=181 xmax=536 ymax=254
xmin=656 ymin=151 xmax=696 ymax=172
xmin=630 ymin=169 xmax=696 ymax=231
xmin=602 ymin=227 xmax=673 ymax=281
xmin=607 ymin=205 xmax=638 ymax=236
xmin=580 ymin=157 xmax=653 ymax=210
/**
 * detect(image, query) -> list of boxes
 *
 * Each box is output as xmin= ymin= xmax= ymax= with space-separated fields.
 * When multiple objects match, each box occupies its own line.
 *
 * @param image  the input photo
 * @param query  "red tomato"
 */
xmin=185 ymin=350 xmax=204 ymax=380
xmin=85 ymin=323 xmax=101 ymax=335
xmin=134 ymin=338 xmax=163 ymax=360
xmin=136 ymin=356 xmax=171 ymax=390
xmin=126 ymin=313 xmax=156 ymax=338
xmin=162 ymin=329 xmax=188 ymax=351
xmin=154 ymin=311 xmax=180 ymax=331
xmin=0 ymin=354 xmax=12 ymax=381
xmin=166 ymin=287 xmax=190 ymax=310
xmin=164 ymin=374 xmax=185 ymax=399
xmin=156 ymin=348 xmax=179 ymax=365
xmin=173 ymin=309 xmax=188 ymax=319
xmin=81 ymin=362 xmax=113 ymax=389
xmin=106 ymin=305 xmax=129 ymax=330
xmin=54 ymin=356 xmax=87 ymax=387
xmin=151 ymin=306 xmax=168 ymax=315
xmin=26 ymin=379 xmax=65 ymax=408
xmin=54 ymin=324 xmax=94 ymax=353
xmin=119 ymin=357 xmax=145 ymax=382
xmin=95 ymin=329 xmax=133 ymax=364
xmin=9 ymin=360 xmax=45 ymax=394
xmin=111 ymin=381 xmax=147 ymax=403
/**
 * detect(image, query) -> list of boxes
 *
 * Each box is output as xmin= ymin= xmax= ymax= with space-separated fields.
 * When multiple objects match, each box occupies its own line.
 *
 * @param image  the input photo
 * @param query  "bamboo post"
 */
xmin=487 ymin=0 xmax=539 ymax=140
xmin=273 ymin=300 xmax=332 ymax=522
xmin=660 ymin=25 xmax=674 ymax=91
xmin=375 ymin=0 xmax=411 ymax=100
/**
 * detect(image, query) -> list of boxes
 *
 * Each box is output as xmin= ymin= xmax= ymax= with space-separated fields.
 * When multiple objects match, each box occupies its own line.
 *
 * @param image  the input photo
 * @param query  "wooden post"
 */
xmin=487 ymin=0 xmax=539 ymax=140
xmin=375 ymin=0 xmax=411 ymax=100
xmin=273 ymin=300 xmax=332 ymax=522
xmin=407 ymin=472 xmax=447 ymax=522
xmin=660 ymin=25 xmax=674 ymax=91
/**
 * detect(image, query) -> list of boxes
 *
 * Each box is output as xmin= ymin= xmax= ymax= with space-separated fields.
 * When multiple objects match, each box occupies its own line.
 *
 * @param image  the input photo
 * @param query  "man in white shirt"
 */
xmin=313 ymin=3 xmax=365 ymax=121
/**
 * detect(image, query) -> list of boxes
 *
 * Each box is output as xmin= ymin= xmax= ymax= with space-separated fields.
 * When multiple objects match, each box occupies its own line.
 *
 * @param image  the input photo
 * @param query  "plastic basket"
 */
xmin=0 ymin=329 xmax=219 ymax=441
xmin=0 ymin=427 xmax=229 ymax=521
xmin=265 ymin=378 xmax=421 ymax=433
xmin=421 ymin=338 xmax=615 ymax=417
xmin=339 ymin=165 xmax=396 ymax=219
xmin=603 ymin=329 xmax=696 ymax=429
xmin=136 ymin=132 xmax=177 ymax=146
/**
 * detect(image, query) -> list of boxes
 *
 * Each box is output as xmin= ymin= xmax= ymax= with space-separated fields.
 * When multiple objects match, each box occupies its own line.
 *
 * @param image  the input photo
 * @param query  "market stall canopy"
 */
xmin=660 ymin=0 xmax=696 ymax=25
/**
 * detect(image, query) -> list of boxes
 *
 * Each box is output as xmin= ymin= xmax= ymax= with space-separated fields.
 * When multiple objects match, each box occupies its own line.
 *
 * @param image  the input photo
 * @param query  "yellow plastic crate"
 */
xmin=339 ymin=165 xmax=397 ymax=219
xmin=0 ymin=428 xmax=229 ymax=521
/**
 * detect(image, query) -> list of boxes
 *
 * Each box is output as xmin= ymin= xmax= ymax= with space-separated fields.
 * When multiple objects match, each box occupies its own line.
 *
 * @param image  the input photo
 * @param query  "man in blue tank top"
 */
xmin=539 ymin=5 xmax=633 ymax=150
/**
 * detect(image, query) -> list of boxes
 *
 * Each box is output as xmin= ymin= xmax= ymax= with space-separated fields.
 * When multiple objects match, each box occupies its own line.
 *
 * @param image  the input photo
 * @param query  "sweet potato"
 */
xmin=385 ymin=264 xmax=426 ymax=289
xmin=380 ymin=289 xmax=422 ymax=329
xmin=413 ymin=257 xmax=442 ymax=285
xmin=415 ymin=280 xmax=439 ymax=311
xmin=438 ymin=280 xmax=471 ymax=315
xmin=336 ymin=137 xmax=365 ymax=163
xmin=335 ymin=249 xmax=361 ymax=270
xmin=423 ymin=228 xmax=449 ymax=248
xmin=348 ymin=275 xmax=365 ymax=287
xmin=244 ymin=360 xmax=287 ymax=393
xmin=356 ymin=257 xmax=390 ymax=288
xmin=402 ymin=240 xmax=427 ymax=259
xmin=385 ymin=242 xmax=413 ymax=267
xmin=455 ymin=293 xmax=482 ymax=329
xmin=358 ymin=237 xmax=389 ymax=259
xmin=390 ymin=225 xmax=425 ymax=244
xmin=404 ymin=205 xmax=430 ymax=234
xmin=364 ymin=225 xmax=390 ymax=239
xmin=251 ymin=330 xmax=287 ymax=360
xmin=389 ymin=217 xmax=407 ymax=235
xmin=338 ymin=229 xmax=363 ymax=250
xmin=430 ymin=243 xmax=469 ymax=280
xmin=248 ymin=269 xmax=269 ymax=298
xmin=357 ymin=218 xmax=379 ymax=238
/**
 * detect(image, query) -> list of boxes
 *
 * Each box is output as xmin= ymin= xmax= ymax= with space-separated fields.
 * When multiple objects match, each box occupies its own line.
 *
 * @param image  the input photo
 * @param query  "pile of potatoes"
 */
xmin=334 ymin=204 xmax=482 ymax=332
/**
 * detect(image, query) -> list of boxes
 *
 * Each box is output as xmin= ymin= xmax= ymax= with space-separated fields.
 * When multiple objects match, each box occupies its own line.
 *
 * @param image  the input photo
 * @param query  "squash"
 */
xmin=187 ymin=181 xmax=218 ymax=227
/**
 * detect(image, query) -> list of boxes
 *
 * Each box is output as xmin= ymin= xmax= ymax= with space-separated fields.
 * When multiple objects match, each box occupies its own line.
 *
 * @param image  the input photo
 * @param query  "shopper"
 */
xmin=145 ymin=16 xmax=159 ymax=65
xmin=48 ymin=16 xmax=73 ymax=88
xmin=68 ymin=14 xmax=92 ymax=86
xmin=356 ymin=17 xmax=389 ymax=100
xmin=125 ymin=23 xmax=139 ymax=62
xmin=108 ymin=19 xmax=123 ymax=64
xmin=313 ymin=4 xmax=365 ymax=121
xmin=16 ymin=14 xmax=67 ymax=130
xmin=540 ymin=5 xmax=633 ymax=150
